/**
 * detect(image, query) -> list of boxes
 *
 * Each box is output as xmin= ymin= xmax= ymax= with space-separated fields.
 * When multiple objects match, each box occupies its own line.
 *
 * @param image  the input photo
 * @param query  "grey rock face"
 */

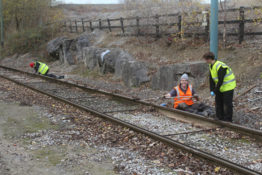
xmin=83 ymin=47 xmax=105 ymax=70
xmin=82 ymin=47 xmax=150 ymax=87
xmin=47 ymin=33 xmax=90 ymax=65
xmin=101 ymin=48 xmax=134 ymax=74
xmin=46 ymin=37 xmax=67 ymax=59
xmin=46 ymin=31 xmax=151 ymax=87
xmin=122 ymin=61 xmax=150 ymax=87
xmin=152 ymin=61 xmax=208 ymax=90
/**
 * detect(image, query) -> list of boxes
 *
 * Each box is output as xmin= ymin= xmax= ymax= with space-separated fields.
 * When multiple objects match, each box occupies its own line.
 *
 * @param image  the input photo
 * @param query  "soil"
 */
xmin=0 ymin=92 xmax=117 ymax=175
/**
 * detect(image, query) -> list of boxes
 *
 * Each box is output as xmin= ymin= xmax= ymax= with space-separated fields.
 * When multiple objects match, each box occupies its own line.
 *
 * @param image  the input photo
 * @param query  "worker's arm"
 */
xmin=165 ymin=89 xmax=177 ymax=98
xmin=192 ymin=88 xmax=200 ymax=101
xmin=215 ymin=67 xmax=227 ymax=93
xmin=209 ymin=73 xmax=215 ymax=92
xmin=34 ymin=62 xmax=40 ymax=73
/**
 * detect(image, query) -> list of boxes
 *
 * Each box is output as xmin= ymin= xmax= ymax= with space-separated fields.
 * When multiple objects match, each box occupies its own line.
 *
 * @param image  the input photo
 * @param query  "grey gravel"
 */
xmin=113 ymin=112 xmax=200 ymax=135
xmin=170 ymin=132 xmax=262 ymax=172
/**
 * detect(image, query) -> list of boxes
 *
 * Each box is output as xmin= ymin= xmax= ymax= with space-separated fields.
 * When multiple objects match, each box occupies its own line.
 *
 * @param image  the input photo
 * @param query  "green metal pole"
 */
xmin=0 ymin=0 xmax=4 ymax=48
xmin=210 ymin=0 xmax=218 ymax=60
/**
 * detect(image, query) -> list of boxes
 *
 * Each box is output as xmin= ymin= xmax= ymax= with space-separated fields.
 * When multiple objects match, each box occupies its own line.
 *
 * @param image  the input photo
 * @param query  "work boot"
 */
xmin=58 ymin=76 xmax=65 ymax=79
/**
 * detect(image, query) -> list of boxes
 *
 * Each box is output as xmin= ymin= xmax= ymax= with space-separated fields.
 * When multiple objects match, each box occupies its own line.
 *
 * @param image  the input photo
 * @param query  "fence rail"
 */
xmin=60 ymin=6 xmax=262 ymax=44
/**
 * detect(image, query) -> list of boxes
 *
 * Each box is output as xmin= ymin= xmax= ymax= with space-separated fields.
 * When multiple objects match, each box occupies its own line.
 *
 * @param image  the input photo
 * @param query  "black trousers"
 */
xmin=44 ymin=70 xmax=57 ymax=79
xmin=215 ymin=90 xmax=234 ymax=122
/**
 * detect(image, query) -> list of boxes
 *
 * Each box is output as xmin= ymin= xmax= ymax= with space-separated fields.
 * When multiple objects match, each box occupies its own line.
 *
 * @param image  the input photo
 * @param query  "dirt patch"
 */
xmin=0 ymin=100 xmax=117 ymax=175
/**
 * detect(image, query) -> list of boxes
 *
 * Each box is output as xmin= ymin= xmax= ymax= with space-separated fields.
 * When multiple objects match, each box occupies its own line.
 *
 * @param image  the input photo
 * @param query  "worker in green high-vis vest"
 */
xmin=203 ymin=52 xmax=236 ymax=122
xmin=29 ymin=61 xmax=64 ymax=79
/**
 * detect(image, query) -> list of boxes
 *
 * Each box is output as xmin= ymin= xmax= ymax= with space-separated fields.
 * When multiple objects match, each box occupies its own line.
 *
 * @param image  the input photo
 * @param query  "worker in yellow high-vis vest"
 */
xmin=29 ymin=61 xmax=64 ymax=79
xmin=203 ymin=52 xmax=236 ymax=122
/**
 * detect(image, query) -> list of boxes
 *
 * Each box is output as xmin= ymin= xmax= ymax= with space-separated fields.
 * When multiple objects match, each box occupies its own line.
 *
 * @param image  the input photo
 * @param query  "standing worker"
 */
xmin=203 ymin=52 xmax=236 ymax=122
xmin=29 ymin=61 xmax=64 ymax=79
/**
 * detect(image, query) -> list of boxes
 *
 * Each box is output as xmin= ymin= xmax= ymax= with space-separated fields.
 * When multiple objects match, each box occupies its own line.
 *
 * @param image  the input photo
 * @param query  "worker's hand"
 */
xmin=164 ymin=93 xmax=171 ymax=98
xmin=193 ymin=94 xmax=200 ymax=101
xmin=210 ymin=91 xmax=215 ymax=97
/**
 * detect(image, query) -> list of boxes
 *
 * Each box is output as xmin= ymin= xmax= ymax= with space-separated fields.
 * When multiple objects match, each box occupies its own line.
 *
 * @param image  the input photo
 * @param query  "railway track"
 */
xmin=0 ymin=65 xmax=262 ymax=175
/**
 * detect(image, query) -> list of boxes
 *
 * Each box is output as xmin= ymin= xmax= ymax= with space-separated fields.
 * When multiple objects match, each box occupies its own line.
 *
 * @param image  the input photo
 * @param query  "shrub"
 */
xmin=3 ymin=24 xmax=60 ymax=56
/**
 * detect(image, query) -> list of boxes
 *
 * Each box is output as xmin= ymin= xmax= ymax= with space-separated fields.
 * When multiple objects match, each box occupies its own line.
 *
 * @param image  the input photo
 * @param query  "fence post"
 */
xmin=89 ymin=21 xmax=93 ymax=31
xmin=63 ymin=21 xmax=67 ymax=32
xmin=107 ymin=19 xmax=112 ymax=32
xmin=178 ymin=15 xmax=182 ymax=38
xmin=99 ymin=19 xmax=102 ymax=30
xmin=75 ymin=20 xmax=78 ymax=33
xmin=155 ymin=14 xmax=160 ymax=38
xmin=136 ymin=16 xmax=140 ymax=36
xmin=81 ymin=18 xmax=85 ymax=32
xmin=205 ymin=13 xmax=210 ymax=41
xmin=120 ymin=17 xmax=125 ymax=34
xmin=239 ymin=6 xmax=245 ymax=44
xmin=70 ymin=21 xmax=73 ymax=33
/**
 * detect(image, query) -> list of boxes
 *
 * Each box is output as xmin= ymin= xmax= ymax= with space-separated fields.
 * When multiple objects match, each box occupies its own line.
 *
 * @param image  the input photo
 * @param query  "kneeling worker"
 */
xmin=29 ymin=61 xmax=64 ymax=79
xmin=203 ymin=52 xmax=236 ymax=122
xmin=165 ymin=73 xmax=199 ymax=111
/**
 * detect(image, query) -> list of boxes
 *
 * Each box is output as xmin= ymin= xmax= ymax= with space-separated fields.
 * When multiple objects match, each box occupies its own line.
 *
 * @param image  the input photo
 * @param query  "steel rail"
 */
xmin=0 ymin=65 xmax=262 ymax=141
xmin=0 ymin=71 xmax=261 ymax=175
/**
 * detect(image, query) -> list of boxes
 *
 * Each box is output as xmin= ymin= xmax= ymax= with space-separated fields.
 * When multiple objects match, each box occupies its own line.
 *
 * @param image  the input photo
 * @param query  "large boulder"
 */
xmin=101 ymin=48 xmax=134 ymax=74
xmin=47 ymin=33 xmax=90 ymax=65
xmin=83 ymin=47 xmax=106 ymax=70
xmin=151 ymin=61 xmax=208 ymax=90
xmin=82 ymin=47 xmax=149 ymax=87
xmin=75 ymin=33 xmax=91 ymax=63
xmin=122 ymin=61 xmax=150 ymax=87
xmin=59 ymin=39 xmax=76 ymax=65
xmin=46 ymin=37 xmax=67 ymax=59
xmin=83 ymin=47 xmax=134 ymax=73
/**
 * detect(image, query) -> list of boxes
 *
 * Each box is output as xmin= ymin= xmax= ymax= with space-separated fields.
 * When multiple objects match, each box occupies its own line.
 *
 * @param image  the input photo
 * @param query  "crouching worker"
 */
xmin=29 ymin=61 xmax=64 ymax=79
xmin=164 ymin=73 xmax=213 ymax=116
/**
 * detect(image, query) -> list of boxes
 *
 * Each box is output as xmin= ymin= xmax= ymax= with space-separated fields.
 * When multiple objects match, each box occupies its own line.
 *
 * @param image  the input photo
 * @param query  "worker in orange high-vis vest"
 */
xmin=165 ymin=73 xmax=199 ymax=110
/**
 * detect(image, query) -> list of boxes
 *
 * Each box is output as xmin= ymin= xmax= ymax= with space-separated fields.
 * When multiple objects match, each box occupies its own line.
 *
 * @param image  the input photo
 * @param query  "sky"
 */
xmin=61 ymin=0 xmax=211 ymax=4
xmin=62 ymin=0 xmax=120 ymax=4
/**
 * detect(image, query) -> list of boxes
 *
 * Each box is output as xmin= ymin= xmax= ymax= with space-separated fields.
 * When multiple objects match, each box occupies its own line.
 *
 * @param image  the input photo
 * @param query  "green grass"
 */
xmin=33 ymin=146 xmax=66 ymax=166
xmin=2 ymin=109 xmax=58 ymax=138
xmin=71 ymin=65 xmax=103 ymax=79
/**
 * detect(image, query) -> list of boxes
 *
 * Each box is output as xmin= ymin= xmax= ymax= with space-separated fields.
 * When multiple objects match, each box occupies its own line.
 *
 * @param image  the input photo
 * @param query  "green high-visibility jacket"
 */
xmin=209 ymin=61 xmax=236 ymax=92
xmin=36 ymin=62 xmax=49 ymax=75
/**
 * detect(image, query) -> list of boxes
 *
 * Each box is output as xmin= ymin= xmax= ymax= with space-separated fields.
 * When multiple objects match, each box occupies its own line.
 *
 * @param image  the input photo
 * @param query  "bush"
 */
xmin=3 ymin=25 xmax=60 ymax=56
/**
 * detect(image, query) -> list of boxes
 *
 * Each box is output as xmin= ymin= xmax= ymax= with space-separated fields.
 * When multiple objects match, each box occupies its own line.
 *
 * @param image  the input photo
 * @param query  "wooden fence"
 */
xmin=60 ymin=6 xmax=262 ymax=44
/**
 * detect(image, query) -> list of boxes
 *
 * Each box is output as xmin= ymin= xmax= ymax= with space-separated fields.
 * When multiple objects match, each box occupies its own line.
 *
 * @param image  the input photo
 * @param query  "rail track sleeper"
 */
xmin=0 ymin=73 xmax=261 ymax=175
xmin=163 ymin=127 xmax=222 ymax=137
xmin=103 ymin=108 xmax=139 ymax=114
xmin=64 ymin=96 xmax=96 ymax=99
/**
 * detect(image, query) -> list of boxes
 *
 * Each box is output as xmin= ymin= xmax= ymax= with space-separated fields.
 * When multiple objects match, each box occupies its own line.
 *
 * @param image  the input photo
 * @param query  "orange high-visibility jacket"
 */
xmin=174 ymin=85 xmax=194 ymax=109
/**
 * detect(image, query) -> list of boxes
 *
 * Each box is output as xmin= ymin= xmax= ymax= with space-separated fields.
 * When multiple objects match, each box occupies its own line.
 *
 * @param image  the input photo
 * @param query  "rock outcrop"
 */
xmin=46 ymin=37 xmax=67 ymax=59
xmin=83 ymin=47 xmax=150 ymax=87
xmin=121 ymin=61 xmax=150 ymax=87
xmin=47 ymin=33 xmax=90 ymax=65
xmin=46 ymin=30 xmax=206 ymax=89
xmin=151 ymin=61 xmax=208 ymax=90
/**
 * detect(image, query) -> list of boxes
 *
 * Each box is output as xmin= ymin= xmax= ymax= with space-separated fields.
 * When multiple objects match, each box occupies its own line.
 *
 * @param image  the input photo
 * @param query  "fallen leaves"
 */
xmin=215 ymin=166 xmax=221 ymax=173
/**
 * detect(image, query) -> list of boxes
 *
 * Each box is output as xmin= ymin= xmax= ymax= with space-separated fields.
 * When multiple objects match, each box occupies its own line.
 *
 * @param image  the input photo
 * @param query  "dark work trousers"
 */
xmin=177 ymin=103 xmax=214 ymax=117
xmin=44 ymin=70 xmax=58 ymax=79
xmin=215 ymin=90 xmax=234 ymax=122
